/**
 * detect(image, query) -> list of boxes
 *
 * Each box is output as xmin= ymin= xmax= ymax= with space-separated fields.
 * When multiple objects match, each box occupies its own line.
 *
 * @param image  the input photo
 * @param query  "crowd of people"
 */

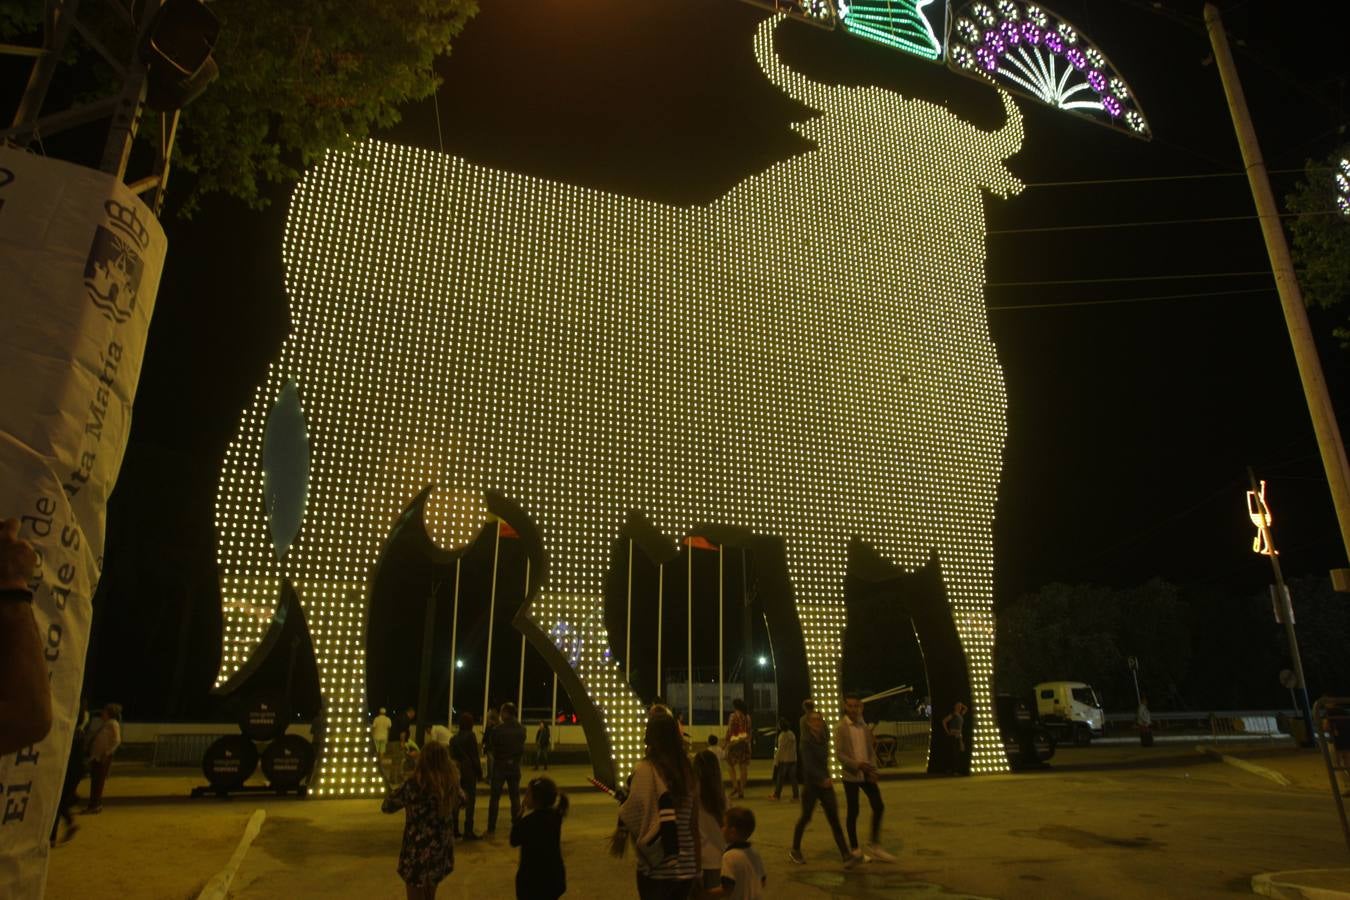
xmin=377 ymin=694 xmax=910 ymax=898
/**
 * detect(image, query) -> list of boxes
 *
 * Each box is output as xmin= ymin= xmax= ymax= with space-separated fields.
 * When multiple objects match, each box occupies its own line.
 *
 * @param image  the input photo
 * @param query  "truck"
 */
xmin=1034 ymin=681 xmax=1105 ymax=746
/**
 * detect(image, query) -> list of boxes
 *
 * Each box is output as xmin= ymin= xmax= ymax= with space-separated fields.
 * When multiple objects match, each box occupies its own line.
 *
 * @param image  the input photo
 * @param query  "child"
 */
xmin=382 ymin=740 xmax=462 ymax=899
xmin=770 ymin=717 xmax=798 ymax=801
xmin=402 ymin=733 xmax=422 ymax=778
xmin=704 ymin=807 xmax=766 ymax=899
xmin=693 ymin=750 xmax=728 ymax=891
xmin=511 ymin=776 xmax=569 ymax=900
xmin=706 ymin=733 xmax=725 ymax=764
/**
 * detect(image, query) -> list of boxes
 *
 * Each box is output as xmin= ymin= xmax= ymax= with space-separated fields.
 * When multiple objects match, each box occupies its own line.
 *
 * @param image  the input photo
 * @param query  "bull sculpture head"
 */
xmin=755 ymin=18 xmax=1023 ymax=200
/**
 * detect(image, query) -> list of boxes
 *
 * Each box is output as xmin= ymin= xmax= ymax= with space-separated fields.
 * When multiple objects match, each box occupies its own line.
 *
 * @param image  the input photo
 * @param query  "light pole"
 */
xmin=1246 ymin=471 xmax=1316 ymax=746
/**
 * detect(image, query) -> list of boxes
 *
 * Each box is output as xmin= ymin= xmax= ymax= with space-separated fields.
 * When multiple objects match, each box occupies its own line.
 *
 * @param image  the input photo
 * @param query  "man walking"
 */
xmin=450 ymin=712 xmax=483 ymax=839
xmin=486 ymin=701 xmax=526 ymax=834
xmin=1136 ymin=695 xmax=1153 ymax=748
xmin=834 ymin=694 xmax=896 ymax=863
xmin=789 ymin=709 xmax=855 ymax=869
xmin=534 ymin=719 xmax=551 ymax=770
xmin=371 ymin=707 xmax=392 ymax=758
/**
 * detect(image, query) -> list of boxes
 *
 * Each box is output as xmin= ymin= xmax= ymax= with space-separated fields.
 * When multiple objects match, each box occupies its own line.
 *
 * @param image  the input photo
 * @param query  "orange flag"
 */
xmin=683 ymin=535 xmax=718 ymax=551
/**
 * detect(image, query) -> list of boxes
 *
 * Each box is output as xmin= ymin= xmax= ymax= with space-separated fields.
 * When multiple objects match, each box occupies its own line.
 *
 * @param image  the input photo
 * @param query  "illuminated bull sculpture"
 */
xmin=212 ymin=18 xmax=1025 ymax=794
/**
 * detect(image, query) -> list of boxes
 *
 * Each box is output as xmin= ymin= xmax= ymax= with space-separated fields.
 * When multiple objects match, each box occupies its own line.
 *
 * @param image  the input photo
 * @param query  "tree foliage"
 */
xmin=1287 ymin=146 xmax=1350 ymax=345
xmin=997 ymin=576 xmax=1350 ymax=711
xmin=996 ymin=579 xmax=1190 ymax=710
xmin=2 ymin=0 xmax=477 ymax=214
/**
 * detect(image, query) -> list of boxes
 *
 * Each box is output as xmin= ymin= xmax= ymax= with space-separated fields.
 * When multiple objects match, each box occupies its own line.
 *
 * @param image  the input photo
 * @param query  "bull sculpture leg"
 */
xmin=932 ymin=536 xmax=1001 ymax=773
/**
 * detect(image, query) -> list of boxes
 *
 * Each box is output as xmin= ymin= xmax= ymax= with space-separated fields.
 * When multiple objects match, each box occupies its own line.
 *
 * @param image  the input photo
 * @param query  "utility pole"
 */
xmin=1206 ymin=4 xmax=1350 ymax=572
xmin=1247 ymin=470 xmax=1315 ymax=747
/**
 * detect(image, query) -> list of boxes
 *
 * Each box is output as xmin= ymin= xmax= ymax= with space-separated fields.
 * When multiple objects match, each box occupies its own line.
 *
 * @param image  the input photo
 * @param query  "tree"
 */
xmin=1287 ymin=146 xmax=1350 ymax=345
xmin=2 ymin=0 xmax=478 ymax=213
xmin=996 ymin=579 xmax=1190 ymax=710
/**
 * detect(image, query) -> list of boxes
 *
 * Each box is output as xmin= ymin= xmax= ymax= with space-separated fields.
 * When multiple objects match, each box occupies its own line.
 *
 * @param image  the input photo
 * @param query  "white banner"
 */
xmin=0 ymin=148 xmax=165 ymax=897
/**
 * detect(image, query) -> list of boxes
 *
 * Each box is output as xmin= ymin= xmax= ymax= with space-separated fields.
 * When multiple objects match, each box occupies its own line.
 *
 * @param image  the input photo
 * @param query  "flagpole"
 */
xmin=448 ymin=557 xmax=461 ymax=728
xmin=687 ymin=539 xmax=694 ymax=728
xmin=626 ymin=538 xmax=633 ymax=684
xmin=657 ymin=562 xmax=664 ymax=698
xmin=517 ymin=557 xmax=530 ymax=716
xmin=550 ymin=672 xmax=558 ymax=727
xmin=483 ymin=519 xmax=502 ymax=725
xmin=718 ymin=543 xmax=724 ymax=733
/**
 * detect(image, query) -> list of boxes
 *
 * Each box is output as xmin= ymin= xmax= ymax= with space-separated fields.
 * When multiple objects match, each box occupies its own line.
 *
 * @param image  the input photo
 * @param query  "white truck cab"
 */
xmin=1034 ymin=681 xmax=1105 ymax=745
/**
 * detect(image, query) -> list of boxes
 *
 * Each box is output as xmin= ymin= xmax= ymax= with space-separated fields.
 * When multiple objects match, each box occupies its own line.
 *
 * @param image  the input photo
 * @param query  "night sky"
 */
xmin=76 ymin=0 xmax=1350 ymax=718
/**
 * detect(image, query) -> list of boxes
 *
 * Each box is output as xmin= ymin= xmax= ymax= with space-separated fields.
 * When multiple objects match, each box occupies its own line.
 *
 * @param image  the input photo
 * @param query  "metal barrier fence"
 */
xmin=152 ymin=733 xmax=230 ymax=767
xmin=1103 ymin=710 xmax=1293 ymax=739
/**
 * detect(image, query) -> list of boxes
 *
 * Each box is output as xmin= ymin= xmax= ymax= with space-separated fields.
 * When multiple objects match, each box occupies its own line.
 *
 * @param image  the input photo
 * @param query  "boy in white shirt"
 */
xmin=705 ymin=806 xmax=766 ymax=900
xmin=371 ymin=708 xmax=392 ymax=757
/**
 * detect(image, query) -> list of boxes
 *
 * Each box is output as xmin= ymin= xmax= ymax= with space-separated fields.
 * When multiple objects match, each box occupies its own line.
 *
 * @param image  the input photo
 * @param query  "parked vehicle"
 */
xmin=1034 ymin=681 xmax=1105 ymax=746
xmin=995 ymin=693 xmax=1055 ymax=769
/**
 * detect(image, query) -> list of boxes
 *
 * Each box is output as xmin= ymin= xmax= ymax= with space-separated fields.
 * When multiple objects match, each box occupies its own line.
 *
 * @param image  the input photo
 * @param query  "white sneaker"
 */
xmin=843 ymin=849 xmax=864 ymax=869
xmin=865 ymin=843 xmax=896 ymax=863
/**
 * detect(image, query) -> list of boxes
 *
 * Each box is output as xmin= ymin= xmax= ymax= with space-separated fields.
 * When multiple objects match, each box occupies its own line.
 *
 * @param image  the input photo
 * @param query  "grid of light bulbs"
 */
xmin=213 ymin=20 xmax=1020 ymax=793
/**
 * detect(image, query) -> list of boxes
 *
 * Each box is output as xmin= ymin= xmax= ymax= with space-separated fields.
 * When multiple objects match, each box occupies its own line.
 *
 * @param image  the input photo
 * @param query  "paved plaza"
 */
xmin=44 ymin=743 xmax=1350 ymax=899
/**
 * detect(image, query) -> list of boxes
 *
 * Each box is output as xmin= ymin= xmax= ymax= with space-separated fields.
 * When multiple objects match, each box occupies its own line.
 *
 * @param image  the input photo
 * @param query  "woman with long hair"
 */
xmin=613 ymin=710 xmax=700 ymax=899
xmin=724 ymin=698 xmax=751 ymax=800
xmin=382 ymin=739 xmax=462 ymax=899
xmin=692 ymin=749 xmax=727 ymax=891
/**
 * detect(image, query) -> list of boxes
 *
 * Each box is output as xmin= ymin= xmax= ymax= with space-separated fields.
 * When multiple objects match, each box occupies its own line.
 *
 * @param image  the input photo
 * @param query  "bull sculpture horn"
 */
xmin=993 ymin=90 xmax=1024 ymax=157
xmin=754 ymin=16 xmax=832 ymax=110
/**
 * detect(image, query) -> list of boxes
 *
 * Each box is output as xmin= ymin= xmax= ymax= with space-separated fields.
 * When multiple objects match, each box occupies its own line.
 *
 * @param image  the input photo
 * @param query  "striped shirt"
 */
xmin=640 ymin=793 xmax=698 ymax=880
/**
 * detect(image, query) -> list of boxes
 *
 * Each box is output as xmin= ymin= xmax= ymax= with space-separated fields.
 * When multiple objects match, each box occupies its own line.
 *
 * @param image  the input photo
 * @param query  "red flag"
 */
xmin=494 ymin=518 xmax=519 ymax=539
xmin=683 ymin=535 xmax=718 ymax=551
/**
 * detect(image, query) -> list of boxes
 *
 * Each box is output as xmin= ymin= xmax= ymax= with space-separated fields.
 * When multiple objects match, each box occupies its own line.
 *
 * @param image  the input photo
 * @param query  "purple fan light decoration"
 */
xmin=949 ymin=0 xmax=1149 ymax=137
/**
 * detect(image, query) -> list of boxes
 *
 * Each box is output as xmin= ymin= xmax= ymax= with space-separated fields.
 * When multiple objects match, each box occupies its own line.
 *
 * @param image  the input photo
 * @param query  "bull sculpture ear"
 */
xmin=754 ymin=15 xmax=834 ymax=111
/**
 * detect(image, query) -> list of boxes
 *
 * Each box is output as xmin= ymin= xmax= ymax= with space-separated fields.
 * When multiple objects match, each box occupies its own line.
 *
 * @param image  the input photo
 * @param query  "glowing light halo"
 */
xmin=212 ymin=17 xmax=1024 ymax=795
xmin=948 ymin=1 xmax=1149 ymax=138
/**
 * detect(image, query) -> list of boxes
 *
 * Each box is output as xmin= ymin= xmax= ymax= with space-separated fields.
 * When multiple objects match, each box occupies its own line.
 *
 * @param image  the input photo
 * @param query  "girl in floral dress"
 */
xmin=383 ymin=740 xmax=462 ymax=899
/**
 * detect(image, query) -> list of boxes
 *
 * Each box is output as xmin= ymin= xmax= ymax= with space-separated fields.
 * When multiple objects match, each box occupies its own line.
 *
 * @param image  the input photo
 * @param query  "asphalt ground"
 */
xmin=42 ymin=741 xmax=1350 ymax=899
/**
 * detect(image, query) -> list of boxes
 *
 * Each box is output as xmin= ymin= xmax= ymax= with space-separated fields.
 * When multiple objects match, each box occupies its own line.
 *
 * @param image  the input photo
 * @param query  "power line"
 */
xmin=989 ymin=270 xmax=1272 ymax=288
xmin=989 ymin=286 xmax=1272 ymax=312
xmin=989 ymin=208 xmax=1343 ymax=236
xmin=1021 ymin=167 xmax=1312 ymax=189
